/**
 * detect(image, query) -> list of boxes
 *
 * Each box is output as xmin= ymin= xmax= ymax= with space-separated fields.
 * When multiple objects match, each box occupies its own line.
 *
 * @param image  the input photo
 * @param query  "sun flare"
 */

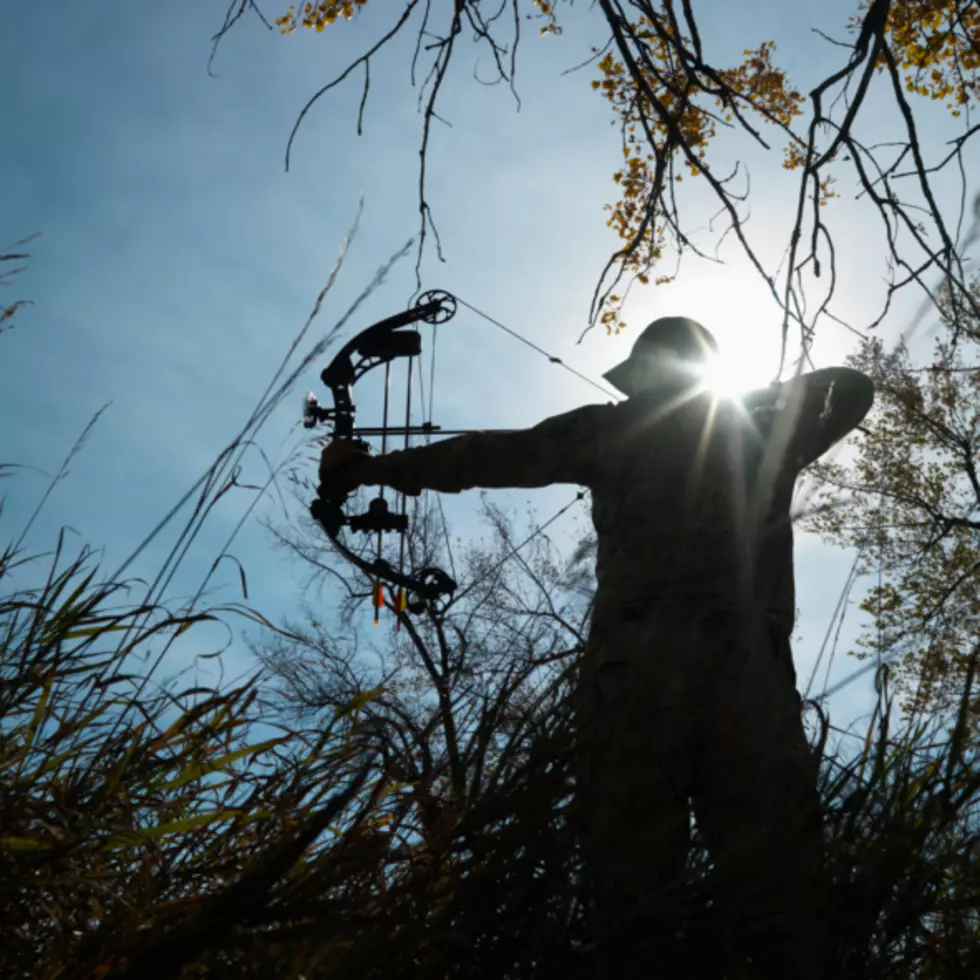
xmin=698 ymin=349 xmax=775 ymax=400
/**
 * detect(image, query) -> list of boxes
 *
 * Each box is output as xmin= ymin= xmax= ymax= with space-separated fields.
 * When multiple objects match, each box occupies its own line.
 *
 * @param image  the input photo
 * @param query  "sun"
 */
xmin=697 ymin=348 xmax=776 ymax=400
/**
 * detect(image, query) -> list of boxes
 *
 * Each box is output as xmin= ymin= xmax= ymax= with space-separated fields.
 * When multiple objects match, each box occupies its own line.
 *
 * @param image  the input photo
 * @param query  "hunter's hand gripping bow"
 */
xmin=306 ymin=289 xmax=458 ymax=618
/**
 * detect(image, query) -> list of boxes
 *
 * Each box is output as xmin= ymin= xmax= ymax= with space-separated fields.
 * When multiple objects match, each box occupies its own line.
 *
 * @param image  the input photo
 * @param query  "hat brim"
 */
xmin=602 ymin=358 xmax=635 ymax=397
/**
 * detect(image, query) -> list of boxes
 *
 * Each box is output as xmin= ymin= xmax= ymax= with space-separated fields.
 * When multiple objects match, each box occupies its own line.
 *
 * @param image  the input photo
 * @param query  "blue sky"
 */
xmin=2 ymin=0 xmax=974 ymax=734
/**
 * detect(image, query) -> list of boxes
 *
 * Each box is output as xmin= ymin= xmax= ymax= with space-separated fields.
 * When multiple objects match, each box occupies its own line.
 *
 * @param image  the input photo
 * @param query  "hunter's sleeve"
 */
xmin=349 ymin=403 xmax=608 ymax=495
xmin=767 ymin=367 xmax=875 ymax=473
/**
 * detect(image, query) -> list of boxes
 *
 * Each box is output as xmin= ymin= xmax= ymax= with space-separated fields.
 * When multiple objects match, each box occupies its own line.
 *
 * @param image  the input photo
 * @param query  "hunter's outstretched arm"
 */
xmin=326 ymin=403 xmax=609 ymax=496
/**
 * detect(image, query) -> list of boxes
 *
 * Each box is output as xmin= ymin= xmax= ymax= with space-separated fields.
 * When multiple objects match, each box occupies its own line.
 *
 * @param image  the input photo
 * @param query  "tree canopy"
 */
xmin=806 ymin=276 xmax=980 ymax=724
xmin=223 ymin=0 xmax=980 ymax=349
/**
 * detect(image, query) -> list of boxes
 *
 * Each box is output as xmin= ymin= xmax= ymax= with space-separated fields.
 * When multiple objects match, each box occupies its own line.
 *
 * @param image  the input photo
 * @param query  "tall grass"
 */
xmin=5 ymin=544 xmax=979 ymax=979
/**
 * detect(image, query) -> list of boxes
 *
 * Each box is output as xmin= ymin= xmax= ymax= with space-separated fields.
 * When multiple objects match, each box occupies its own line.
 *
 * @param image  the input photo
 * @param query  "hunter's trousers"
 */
xmin=574 ymin=611 xmax=824 ymax=978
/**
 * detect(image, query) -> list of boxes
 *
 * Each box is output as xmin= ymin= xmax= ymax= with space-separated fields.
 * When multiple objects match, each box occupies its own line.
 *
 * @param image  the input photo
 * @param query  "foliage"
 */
xmin=816 ymin=661 xmax=980 ymax=978
xmin=4 ymin=492 xmax=980 ymax=977
xmin=0 ymin=225 xmax=438 ymax=980
xmin=275 ymin=1 xmax=367 ymax=33
xmin=241 ymin=0 xmax=980 ymax=345
xmin=0 ymin=532 xmax=386 ymax=980
xmin=806 ymin=277 xmax=980 ymax=725
xmin=4 ymin=506 xmax=980 ymax=977
xmin=853 ymin=0 xmax=980 ymax=112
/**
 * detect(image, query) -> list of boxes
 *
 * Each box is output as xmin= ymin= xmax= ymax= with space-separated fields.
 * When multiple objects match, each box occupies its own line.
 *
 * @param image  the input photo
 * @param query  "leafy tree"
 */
xmin=218 ymin=0 xmax=979 ymax=346
xmin=806 ymin=276 xmax=980 ymax=724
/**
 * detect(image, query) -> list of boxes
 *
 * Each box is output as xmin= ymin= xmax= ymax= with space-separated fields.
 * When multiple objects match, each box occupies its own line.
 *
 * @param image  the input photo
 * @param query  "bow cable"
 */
xmin=373 ymin=360 xmax=393 ymax=624
xmin=438 ymin=298 xmax=907 ymax=711
xmin=403 ymin=295 xmax=611 ymax=617
xmin=416 ymin=349 xmax=460 ymax=589
xmin=454 ymin=296 xmax=621 ymax=402
xmin=449 ymin=490 xmax=589 ymax=608
xmin=393 ymin=324 xmax=420 ymax=629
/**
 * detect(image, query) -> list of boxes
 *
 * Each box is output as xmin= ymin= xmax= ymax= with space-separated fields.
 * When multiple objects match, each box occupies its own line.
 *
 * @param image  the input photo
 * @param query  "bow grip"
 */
xmin=310 ymin=495 xmax=344 ymax=538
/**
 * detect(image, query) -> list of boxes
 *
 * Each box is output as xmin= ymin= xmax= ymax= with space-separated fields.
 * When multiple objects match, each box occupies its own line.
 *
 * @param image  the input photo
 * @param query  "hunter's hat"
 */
xmin=603 ymin=316 xmax=718 ymax=396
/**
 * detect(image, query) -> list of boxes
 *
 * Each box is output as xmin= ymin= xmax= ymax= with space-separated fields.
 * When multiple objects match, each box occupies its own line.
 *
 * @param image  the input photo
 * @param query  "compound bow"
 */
xmin=305 ymin=289 xmax=461 ymax=620
xmin=305 ymin=288 xmax=619 ymax=623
